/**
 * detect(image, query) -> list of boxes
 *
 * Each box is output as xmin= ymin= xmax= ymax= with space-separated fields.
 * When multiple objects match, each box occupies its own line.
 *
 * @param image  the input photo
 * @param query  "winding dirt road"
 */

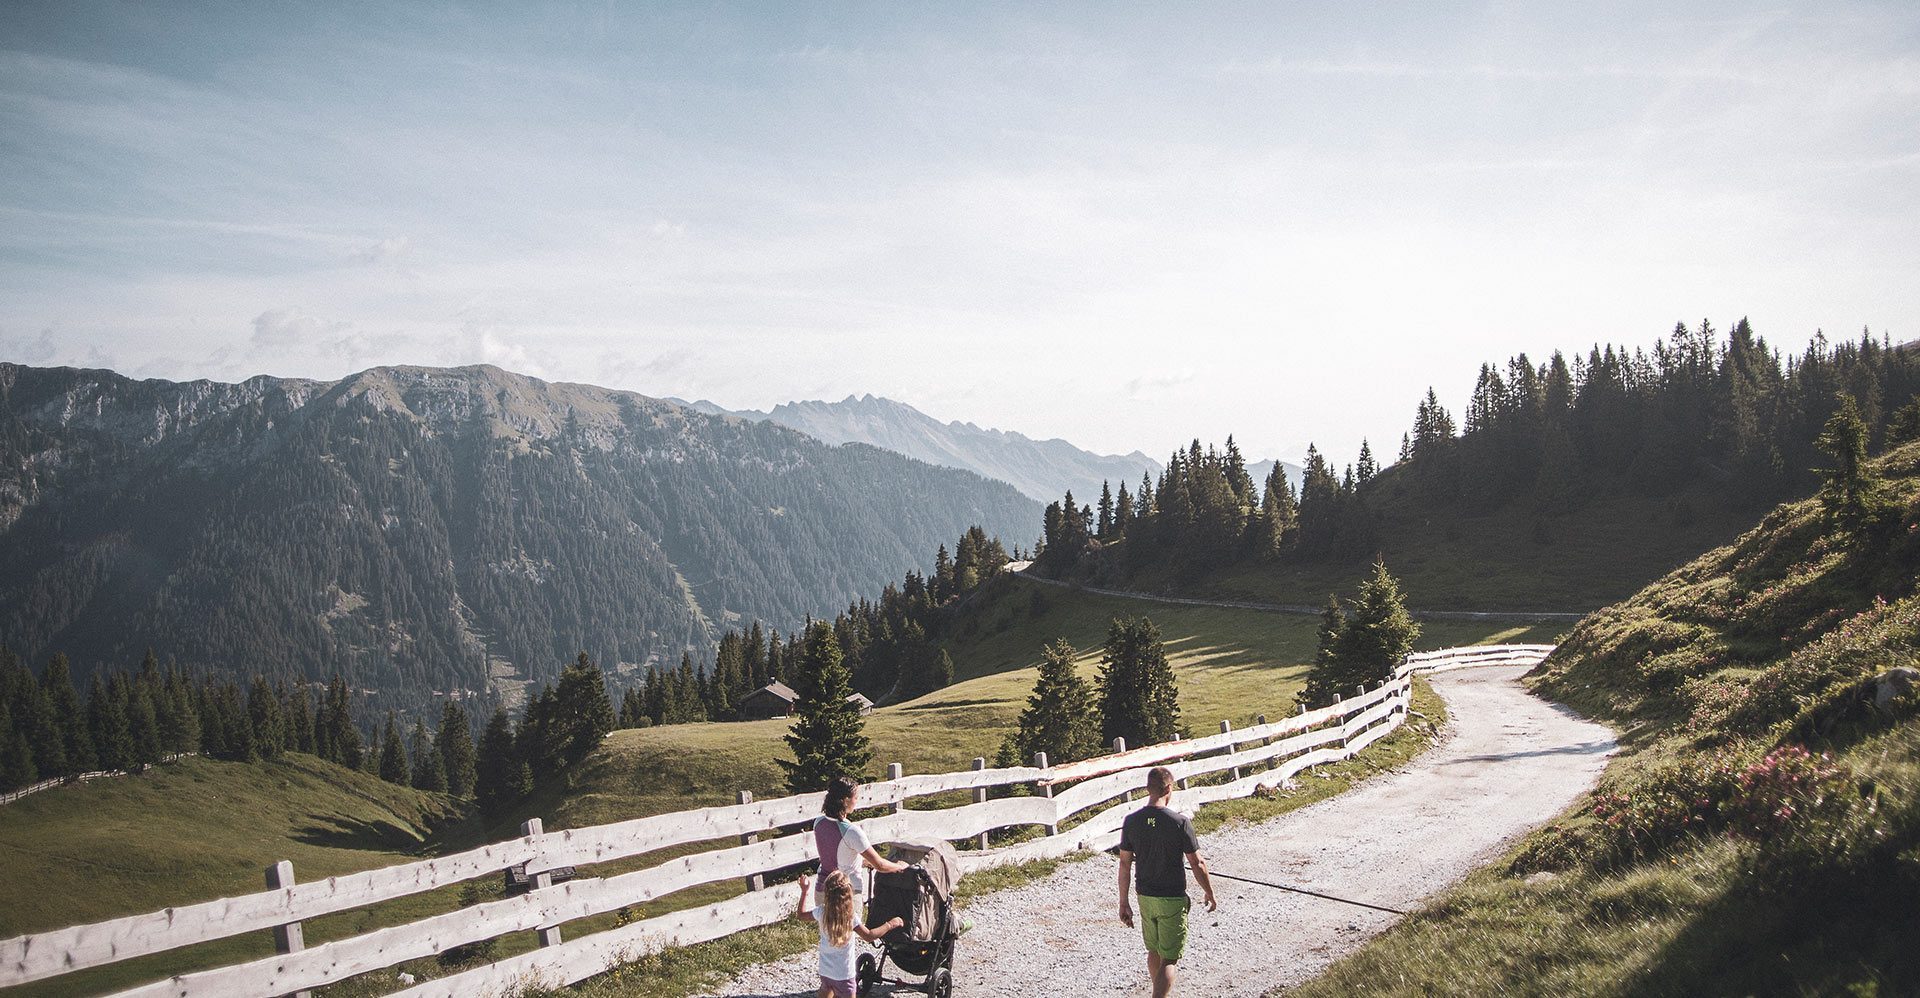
xmin=699 ymin=664 xmax=1614 ymax=998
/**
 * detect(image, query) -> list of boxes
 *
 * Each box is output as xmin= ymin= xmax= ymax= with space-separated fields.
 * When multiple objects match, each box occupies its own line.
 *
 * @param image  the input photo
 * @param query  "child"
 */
xmin=797 ymin=868 xmax=902 ymax=998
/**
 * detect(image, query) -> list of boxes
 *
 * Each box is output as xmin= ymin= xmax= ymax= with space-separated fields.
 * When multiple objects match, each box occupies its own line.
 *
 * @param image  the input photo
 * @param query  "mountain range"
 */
xmin=677 ymin=393 xmax=1167 ymax=503
xmin=0 ymin=363 xmax=1039 ymax=709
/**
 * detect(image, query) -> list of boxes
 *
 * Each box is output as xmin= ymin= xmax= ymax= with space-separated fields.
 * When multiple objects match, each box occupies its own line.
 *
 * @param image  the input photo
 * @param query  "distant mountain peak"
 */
xmin=692 ymin=393 xmax=1161 ymax=503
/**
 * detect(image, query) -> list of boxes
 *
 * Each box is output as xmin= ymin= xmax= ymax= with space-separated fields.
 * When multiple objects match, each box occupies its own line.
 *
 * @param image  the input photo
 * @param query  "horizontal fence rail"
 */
xmin=1 ymin=644 xmax=1553 ymax=998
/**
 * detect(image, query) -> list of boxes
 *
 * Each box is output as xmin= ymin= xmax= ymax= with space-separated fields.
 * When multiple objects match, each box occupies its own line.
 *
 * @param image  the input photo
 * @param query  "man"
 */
xmin=1118 ymin=766 xmax=1218 ymax=998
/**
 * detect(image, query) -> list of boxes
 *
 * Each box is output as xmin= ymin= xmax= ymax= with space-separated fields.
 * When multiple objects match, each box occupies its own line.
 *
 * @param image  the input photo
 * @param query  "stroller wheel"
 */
xmin=929 ymin=967 xmax=953 ymax=998
xmin=856 ymin=953 xmax=879 ymax=996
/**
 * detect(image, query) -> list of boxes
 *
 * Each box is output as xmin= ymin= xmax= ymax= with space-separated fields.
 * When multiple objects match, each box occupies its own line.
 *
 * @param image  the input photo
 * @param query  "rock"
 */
xmin=1875 ymin=667 xmax=1920 ymax=711
xmin=397 ymin=972 xmax=416 ymax=985
xmin=1524 ymin=871 xmax=1558 ymax=886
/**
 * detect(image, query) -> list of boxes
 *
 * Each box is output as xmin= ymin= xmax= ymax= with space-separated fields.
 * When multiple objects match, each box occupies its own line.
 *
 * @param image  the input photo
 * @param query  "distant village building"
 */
xmin=735 ymin=682 xmax=877 ymax=720
xmin=737 ymin=681 xmax=798 ymax=720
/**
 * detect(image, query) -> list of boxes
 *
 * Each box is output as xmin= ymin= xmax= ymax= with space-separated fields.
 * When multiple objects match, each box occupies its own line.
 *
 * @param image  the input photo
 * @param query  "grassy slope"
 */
xmin=544 ymin=575 xmax=1562 ymax=833
xmin=1290 ymin=443 xmax=1920 ymax=998
xmin=0 ymin=753 xmax=469 ymax=998
xmin=1113 ymin=479 xmax=1761 ymax=614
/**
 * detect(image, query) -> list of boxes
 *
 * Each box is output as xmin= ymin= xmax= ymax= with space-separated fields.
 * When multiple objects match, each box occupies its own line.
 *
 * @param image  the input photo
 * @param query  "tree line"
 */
xmin=0 ymin=647 xmax=479 ymax=798
xmin=1033 ymin=435 xmax=1379 ymax=580
xmin=1034 ymin=322 xmax=1920 ymax=587
xmin=613 ymin=525 xmax=1010 ymax=729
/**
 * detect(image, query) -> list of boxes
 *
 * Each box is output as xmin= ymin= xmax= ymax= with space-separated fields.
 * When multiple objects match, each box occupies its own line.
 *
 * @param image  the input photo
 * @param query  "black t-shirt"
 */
xmin=1119 ymin=804 xmax=1200 ymax=898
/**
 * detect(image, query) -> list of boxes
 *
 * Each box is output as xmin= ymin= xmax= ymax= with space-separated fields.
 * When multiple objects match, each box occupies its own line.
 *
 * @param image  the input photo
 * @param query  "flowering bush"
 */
xmin=1724 ymin=745 xmax=1847 ymax=841
xmin=1587 ymin=746 xmax=1851 ymax=864
xmin=1589 ymin=752 xmax=1744 ymax=863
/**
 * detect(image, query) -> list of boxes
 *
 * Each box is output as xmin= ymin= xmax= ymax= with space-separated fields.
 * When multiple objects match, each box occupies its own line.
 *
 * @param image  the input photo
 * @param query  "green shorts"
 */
xmin=1137 ymin=893 xmax=1190 ymax=961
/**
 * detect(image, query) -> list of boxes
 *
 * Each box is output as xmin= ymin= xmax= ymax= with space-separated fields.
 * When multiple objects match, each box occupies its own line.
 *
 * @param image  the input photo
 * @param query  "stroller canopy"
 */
xmin=884 ymin=840 xmax=960 ymax=900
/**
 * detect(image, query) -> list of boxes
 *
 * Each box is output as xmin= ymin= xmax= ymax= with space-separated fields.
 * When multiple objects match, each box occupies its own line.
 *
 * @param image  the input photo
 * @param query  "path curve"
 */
xmin=699 ymin=664 xmax=1613 ymax=998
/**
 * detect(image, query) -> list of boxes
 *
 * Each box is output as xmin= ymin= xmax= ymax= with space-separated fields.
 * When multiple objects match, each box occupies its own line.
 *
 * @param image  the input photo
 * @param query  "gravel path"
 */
xmin=699 ymin=664 xmax=1614 ymax=998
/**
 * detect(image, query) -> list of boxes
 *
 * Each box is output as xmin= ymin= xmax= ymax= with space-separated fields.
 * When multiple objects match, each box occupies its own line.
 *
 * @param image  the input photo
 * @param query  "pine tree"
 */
xmin=42 ymin=654 xmax=92 ymax=775
xmin=88 ymin=674 xmax=131 ymax=773
xmin=1095 ymin=617 xmax=1181 ymax=748
xmin=474 ymin=707 xmax=523 ymax=819
xmin=165 ymin=668 xmax=201 ymax=756
xmin=1355 ymin=440 xmax=1378 ymax=485
xmin=780 ymin=622 xmax=872 ymax=793
xmin=1006 ymin=639 xmax=1099 ymax=765
xmin=410 ymin=718 xmax=447 ymax=791
xmin=286 ymin=685 xmax=315 ymax=754
xmin=1298 ymin=563 xmax=1419 ymax=707
xmin=1297 ymin=594 xmax=1352 ymax=708
xmin=378 ymin=711 xmax=409 ymax=784
xmin=555 ymin=652 xmax=615 ymax=763
xmin=124 ymin=676 xmax=162 ymax=771
xmin=18 ymin=667 xmax=65 ymax=780
xmin=1097 ymin=482 xmax=1115 ymax=539
xmin=248 ymin=676 xmax=285 ymax=758
xmin=1815 ymin=393 xmax=1893 ymax=540
xmin=438 ymin=701 xmax=477 ymax=797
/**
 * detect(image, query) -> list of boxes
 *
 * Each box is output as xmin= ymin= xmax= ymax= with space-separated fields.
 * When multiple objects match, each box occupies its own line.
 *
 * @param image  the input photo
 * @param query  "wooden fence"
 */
xmin=0 ymin=644 xmax=1552 ymax=998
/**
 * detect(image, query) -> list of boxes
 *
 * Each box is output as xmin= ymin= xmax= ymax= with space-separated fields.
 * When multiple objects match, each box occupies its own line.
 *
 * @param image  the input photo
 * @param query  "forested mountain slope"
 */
xmin=682 ymin=392 xmax=1162 ymax=504
xmin=0 ymin=363 xmax=1038 ymax=708
xmin=1296 ymin=437 xmax=1920 ymax=997
xmin=1032 ymin=322 xmax=1919 ymax=613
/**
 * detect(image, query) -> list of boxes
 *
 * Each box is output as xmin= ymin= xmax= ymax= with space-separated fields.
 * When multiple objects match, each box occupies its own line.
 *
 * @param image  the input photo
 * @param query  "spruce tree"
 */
xmin=42 ymin=654 xmax=92 ymax=774
xmin=1815 ymin=393 xmax=1893 ymax=540
xmin=286 ymin=685 xmax=315 ymax=755
xmin=438 ymin=701 xmax=477 ymax=797
xmin=378 ymin=711 xmax=409 ymax=784
xmin=1095 ymin=617 xmax=1181 ymax=748
xmin=1337 ymin=561 xmax=1420 ymax=685
xmin=124 ymin=677 xmax=162 ymax=771
xmin=555 ymin=652 xmax=615 ymax=763
xmin=780 ymin=622 xmax=872 ymax=793
xmin=21 ymin=671 xmax=65 ymax=780
xmin=1297 ymin=594 xmax=1352 ymax=708
xmin=165 ymin=668 xmax=201 ymax=756
xmin=474 ymin=707 xmax=522 ymax=819
xmin=88 ymin=674 xmax=131 ymax=773
xmin=248 ymin=677 xmax=285 ymax=758
xmin=1008 ymin=639 xmax=1099 ymax=764
xmin=410 ymin=718 xmax=447 ymax=791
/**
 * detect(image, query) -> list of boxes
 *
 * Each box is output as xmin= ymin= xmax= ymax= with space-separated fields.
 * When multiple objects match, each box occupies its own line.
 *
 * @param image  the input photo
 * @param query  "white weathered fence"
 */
xmin=0 ymin=644 xmax=1551 ymax=998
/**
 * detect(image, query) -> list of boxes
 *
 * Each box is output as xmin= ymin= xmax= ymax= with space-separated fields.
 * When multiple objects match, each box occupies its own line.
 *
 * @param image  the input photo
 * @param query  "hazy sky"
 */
xmin=2 ymin=2 xmax=1915 ymax=465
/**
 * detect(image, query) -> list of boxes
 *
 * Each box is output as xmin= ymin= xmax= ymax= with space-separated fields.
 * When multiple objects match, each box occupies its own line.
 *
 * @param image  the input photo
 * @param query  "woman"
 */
xmin=814 ymin=776 xmax=907 ymax=896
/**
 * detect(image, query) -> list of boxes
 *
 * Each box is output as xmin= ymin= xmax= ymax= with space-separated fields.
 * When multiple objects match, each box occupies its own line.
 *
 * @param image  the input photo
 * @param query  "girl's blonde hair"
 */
xmin=819 ymin=870 xmax=856 ymax=946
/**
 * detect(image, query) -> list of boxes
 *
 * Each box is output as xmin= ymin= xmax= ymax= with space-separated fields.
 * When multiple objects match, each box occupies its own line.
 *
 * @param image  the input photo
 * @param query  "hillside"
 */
xmin=680 ymin=393 xmax=1162 ymax=505
xmin=530 ymin=574 xmax=1561 ymax=834
xmin=0 ymin=577 xmax=1560 ymax=998
xmin=0 ymin=363 xmax=1039 ymax=710
xmin=1292 ymin=442 xmax=1920 ymax=996
xmin=0 ymin=752 xmax=467 ymax=998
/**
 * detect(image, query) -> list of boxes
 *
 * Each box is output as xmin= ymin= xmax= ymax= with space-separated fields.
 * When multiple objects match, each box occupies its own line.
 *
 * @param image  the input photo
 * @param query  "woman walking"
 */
xmin=814 ymin=776 xmax=907 ymax=896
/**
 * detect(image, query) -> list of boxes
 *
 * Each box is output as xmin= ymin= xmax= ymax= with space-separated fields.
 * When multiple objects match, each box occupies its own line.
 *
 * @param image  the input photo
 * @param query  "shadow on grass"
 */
xmin=290 ymin=816 xmax=424 ymax=851
xmin=1622 ymin=865 xmax=1920 ymax=997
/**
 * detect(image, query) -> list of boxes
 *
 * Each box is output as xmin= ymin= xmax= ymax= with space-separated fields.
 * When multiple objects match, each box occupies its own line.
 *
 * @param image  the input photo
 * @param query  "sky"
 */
xmin=2 ymin=2 xmax=1916 ymax=465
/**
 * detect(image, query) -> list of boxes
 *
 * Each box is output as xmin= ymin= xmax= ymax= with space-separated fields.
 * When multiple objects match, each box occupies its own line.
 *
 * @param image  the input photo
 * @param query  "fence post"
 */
xmin=520 ymin=818 xmax=563 ymax=948
xmin=1220 ymin=720 xmax=1240 ymax=782
xmin=1255 ymin=714 xmax=1268 ymax=771
xmin=887 ymin=762 xmax=904 ymax=814
xmin=265 ymin=861 xmax=312 ymax=998
xmin=971 ymin=757 xmax=990 ymax=849
xmin=1113 ymin=737 xmax=1133 ymax=800
xmin=737 ymin=790 xmax=763 ymax=893
xmin=1033 ymin=751 xmax=1057 ymax=836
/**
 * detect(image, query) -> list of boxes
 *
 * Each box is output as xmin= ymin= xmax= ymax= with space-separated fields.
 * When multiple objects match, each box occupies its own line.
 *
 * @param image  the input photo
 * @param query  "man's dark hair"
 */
xmin=1147 ymin=766 xmax=1175 ymax=796
xmin=823 ymin=776 xmax=859 ymax=818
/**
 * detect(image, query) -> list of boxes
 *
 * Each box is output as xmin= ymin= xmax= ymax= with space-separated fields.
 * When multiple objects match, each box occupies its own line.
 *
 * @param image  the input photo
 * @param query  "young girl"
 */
xmin=797 ymin=868 xmax=902 ymax=998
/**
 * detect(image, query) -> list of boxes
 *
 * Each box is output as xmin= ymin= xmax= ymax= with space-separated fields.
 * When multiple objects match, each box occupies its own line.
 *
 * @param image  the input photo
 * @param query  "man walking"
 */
xmin=1118 ymin=766 xmax=1218 ymax=998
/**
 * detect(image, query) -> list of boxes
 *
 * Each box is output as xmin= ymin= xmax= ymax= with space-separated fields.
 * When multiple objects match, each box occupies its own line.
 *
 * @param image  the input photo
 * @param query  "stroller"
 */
xmin=856 ymin=841 xmax=963 ymax=997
